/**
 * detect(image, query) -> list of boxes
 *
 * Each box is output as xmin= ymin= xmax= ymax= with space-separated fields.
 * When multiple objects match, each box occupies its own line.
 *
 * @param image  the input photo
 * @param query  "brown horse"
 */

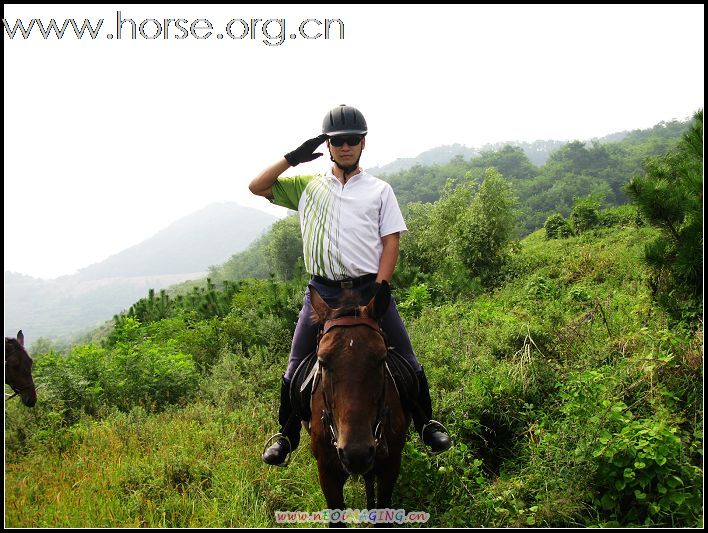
xmin=305 ymin=284 xmax=410 ymax=527
xmin=5 ymin=330 xmax=37 ymax=407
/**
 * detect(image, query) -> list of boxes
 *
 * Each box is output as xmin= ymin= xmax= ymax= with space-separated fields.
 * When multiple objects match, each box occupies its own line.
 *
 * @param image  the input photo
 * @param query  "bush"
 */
xmin=569 ymin=195 xmax=602 ymax=234
xmin=599 ymin=204 xmax=640 ymax=229
xmin=593 ymin=417 xmax=702 ymax=526
xmin=397 ymin=283 xmax=432 ymax=319
xmin=399 ymin=169 xmax=518 ymax=295
xmin=35 ymin=317 xmax=199 ymax=418
xmin=544 ymin=214 xmax=572 ymax=239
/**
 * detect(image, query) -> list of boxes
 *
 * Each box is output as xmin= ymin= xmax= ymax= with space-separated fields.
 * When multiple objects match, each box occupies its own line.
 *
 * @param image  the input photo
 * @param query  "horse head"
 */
xmin=309 ymin=282 xmax=392 ymax=475
xmin=5 ymin=330 xmax=37 ymax=407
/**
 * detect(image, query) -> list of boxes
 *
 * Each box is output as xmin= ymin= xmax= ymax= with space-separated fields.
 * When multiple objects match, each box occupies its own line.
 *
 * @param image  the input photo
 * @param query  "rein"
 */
xmin=317 ymin=316 xmax=390 ymax=462
xmin=5 ymin=383 xmax=39 ymax=400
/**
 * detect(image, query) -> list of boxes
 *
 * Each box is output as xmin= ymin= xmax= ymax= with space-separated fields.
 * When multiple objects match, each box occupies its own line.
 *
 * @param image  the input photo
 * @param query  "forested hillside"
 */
xmin=382 ymin=119 xmax=690 ymax=236
xmin=5 ymin=112 xmax=702 ymax=528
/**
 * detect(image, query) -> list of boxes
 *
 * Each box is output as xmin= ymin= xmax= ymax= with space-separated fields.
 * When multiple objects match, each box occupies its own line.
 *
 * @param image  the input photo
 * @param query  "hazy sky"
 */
xmin=4 ymin=4 xmax=704 ymax=279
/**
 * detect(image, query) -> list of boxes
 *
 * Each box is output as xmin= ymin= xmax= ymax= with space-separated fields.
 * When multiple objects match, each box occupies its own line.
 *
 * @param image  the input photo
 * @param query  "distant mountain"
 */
xmin=368 ymin=131 xmax=631 ymax=175
xmin=368 ymin=144 xmax=480 ymax=176
xmin=73 ymin=203 xmax=277 ymax=280
xmin=4 ymin=203 xmax=277 ymax=342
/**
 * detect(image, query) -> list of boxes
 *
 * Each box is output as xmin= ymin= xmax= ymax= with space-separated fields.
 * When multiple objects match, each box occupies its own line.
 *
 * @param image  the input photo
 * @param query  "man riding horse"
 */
xmin=249 ymin=105 xmax=452 ymax=467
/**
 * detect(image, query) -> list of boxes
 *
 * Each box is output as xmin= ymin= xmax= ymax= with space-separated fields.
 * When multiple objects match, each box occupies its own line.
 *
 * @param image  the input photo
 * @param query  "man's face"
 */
xmin=328 ymin=134 xmax=365 ymax=166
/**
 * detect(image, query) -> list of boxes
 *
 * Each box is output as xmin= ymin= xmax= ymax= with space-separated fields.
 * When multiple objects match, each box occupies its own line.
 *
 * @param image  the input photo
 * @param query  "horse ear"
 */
xmin=367 ymin=281 xmax=391 ymax=320
xmin=17 ymin=330 xmax=24 ymax=347
xmin=309 ymin=285 xmax=332 ymax=322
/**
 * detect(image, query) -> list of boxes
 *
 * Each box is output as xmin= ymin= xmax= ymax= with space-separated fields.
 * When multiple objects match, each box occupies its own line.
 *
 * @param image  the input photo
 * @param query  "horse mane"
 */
xmin=331 ymin=304 xmax=367 ymax=319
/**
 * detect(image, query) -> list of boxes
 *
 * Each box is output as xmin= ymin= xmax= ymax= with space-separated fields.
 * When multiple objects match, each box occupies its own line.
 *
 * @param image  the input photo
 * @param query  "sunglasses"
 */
xmin=329 ymin=135 xmax=363 ymax=147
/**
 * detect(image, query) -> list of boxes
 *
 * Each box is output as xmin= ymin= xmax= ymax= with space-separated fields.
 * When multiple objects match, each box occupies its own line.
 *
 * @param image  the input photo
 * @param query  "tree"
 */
xmin=453 ymin=168 xmax=519 ymax=286
xmin=626 ymin=109 xmax=703 ymax=314
xmin=264 ymin=215 xmax=303 ymax=280
xmin=398 ymin=179 xmax=475 ymax=287
xmin=468 ymin=145 xmax=538 ymax=182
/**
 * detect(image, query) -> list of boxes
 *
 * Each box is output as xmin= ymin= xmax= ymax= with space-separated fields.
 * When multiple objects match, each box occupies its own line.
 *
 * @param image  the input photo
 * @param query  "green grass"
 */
xmin=5 ymin=225 xmax=703 ymax=527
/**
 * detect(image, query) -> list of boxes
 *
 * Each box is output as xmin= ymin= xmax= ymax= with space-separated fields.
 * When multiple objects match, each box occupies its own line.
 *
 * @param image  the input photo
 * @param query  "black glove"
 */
xmin=284 ymin=134 xmax=329 ymax=166
xmin=360 ymin=281 xmax=383 ymax=305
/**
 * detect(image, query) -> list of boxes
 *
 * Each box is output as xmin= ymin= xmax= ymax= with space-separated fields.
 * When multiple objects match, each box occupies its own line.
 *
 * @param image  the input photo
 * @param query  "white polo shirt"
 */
xmin=271 ymin=169 xmax=408 ymax=280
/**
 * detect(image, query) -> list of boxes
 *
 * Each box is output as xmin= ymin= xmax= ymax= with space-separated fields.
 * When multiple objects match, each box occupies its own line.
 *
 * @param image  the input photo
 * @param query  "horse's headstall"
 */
xmin=320 ymin=316 xmax=383 ymax=337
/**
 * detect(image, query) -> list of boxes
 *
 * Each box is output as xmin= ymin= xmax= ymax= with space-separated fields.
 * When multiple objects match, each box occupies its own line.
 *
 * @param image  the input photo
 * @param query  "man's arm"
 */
xmin=377 ymin=232 xmax=400 ymax=283
xmin=248 ymin=158 xmax=290 ymax=200
xmin=249 ymin=134 xmax=328 ymax=200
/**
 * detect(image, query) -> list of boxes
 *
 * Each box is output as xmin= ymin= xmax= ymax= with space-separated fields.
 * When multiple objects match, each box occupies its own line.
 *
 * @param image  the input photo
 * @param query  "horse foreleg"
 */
xmin=316 ymin=458 xmax=348 ymax=528
xmin=375 ymin=455 xmax=402 ymax=510
xmin=364 ymin=471 xmax=376 ymax=509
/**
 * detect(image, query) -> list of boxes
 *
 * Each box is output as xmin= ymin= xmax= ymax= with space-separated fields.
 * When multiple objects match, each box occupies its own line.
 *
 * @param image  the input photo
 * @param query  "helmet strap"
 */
xmin=329 ymin=151 xmax=361 ymax=182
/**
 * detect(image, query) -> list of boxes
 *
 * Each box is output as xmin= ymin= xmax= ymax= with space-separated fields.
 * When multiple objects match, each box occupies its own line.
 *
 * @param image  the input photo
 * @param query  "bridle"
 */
xmin=5 ymin=349 xmax=36 ymax=401
xmin=317 ymin=316 xmax=391 ymax=462
xmin=5 ymin=383 xmax=30 ymax=401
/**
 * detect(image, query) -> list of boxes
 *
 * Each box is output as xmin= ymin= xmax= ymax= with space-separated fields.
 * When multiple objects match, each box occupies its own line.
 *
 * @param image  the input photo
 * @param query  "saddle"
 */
xmin=290 ymin=347 xmax=420 ymax=424
xmin=290 ymin=350 xmax=319 ymax=423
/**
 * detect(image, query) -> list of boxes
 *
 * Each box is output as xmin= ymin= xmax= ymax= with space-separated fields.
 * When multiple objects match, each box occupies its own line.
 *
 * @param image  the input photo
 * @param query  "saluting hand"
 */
xmin=284 ymin=134 xmax=329 ymax=166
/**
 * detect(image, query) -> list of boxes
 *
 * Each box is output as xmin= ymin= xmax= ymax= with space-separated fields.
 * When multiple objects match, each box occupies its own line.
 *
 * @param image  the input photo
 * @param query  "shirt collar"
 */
xmin=325 ymin=168 xmax=367 ymax=184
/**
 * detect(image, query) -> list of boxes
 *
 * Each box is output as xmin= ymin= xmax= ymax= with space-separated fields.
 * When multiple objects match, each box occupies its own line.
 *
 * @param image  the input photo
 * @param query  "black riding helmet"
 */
xmin=323 ymin=105 xmax=367 ymax=178
xmin=322 ymin=105 xmax=368 ymax=136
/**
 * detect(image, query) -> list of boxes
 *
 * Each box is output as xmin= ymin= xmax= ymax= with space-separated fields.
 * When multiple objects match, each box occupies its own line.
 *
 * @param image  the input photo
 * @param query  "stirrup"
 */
xmin=262 ymin=433 xmax=293 ymax=468
xmin=421 ymin=420 xmax=451 ymax=456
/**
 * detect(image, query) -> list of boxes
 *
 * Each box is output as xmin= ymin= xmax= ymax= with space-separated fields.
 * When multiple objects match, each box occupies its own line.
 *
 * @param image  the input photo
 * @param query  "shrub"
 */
xmin=544 ymin=213 xmax=572 ymax=239
xmin=593 ymin=417 xmax=702 ymax=526
xmin=569 ymin=195 xmax=602 ymax=234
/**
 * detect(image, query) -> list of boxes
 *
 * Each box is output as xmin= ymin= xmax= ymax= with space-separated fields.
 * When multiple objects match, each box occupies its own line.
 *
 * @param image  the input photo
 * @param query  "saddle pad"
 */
xmin=386 ymin=348 xmax=420 ymax=410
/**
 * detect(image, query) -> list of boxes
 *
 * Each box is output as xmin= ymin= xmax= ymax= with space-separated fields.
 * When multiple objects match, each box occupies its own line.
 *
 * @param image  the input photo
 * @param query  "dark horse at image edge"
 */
xmin=5 ymin=330 xmax=37 ymax=407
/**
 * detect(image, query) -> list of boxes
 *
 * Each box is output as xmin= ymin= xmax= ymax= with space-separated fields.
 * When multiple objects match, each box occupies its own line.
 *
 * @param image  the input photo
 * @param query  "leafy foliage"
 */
xmin=382 ymin=119 xmax=690 ymax=237
xmin=398 ymin=169 xmax=518 ymax=296
xmin=453 ymin=168 xmax=519 ymax=284
xmin=569 ymin=194 xmax=602 ymax=234
xmin=35 ymin=317 xmax=199 ymax=420
xmin=263 ymin=215 xmax=304 ymax=280
xmin=544 ymin=213 xmax=572 ymax=239
xmin=626 ymin=109 xmax=703 ymax=317
xmin=593 ymin=416 xmax=702 ymax=525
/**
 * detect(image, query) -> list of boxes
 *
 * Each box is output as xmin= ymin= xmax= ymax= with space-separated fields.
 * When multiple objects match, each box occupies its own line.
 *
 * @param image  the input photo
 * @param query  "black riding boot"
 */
xmin=413 ymin=367 xmax=452 ymax=454
xmin=262 ymin=376 xmax=302 ymax=467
